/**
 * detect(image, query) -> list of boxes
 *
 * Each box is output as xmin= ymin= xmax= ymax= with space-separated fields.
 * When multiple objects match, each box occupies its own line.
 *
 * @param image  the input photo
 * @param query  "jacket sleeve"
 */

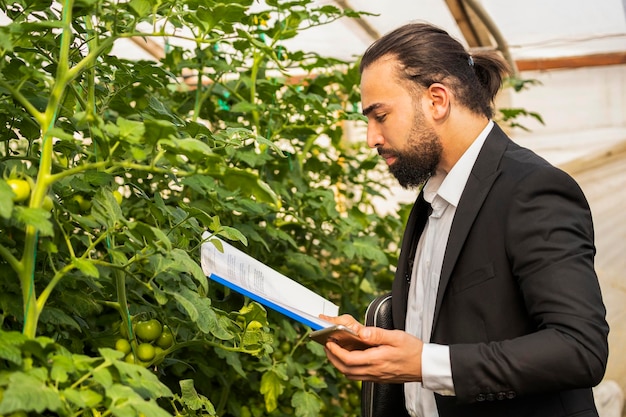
xmin=449 ymin=165 xmax=609 ymax=403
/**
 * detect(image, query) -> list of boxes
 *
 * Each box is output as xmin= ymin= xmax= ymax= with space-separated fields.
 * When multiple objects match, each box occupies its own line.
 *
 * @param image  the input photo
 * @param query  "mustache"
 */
xmin=377 ymin=148 xmax=399 ymax=158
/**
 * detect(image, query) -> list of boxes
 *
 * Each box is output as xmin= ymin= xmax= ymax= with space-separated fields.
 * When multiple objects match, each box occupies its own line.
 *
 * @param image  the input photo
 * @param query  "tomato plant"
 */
xmin=0 ymin=0 xmax=408 ymax=416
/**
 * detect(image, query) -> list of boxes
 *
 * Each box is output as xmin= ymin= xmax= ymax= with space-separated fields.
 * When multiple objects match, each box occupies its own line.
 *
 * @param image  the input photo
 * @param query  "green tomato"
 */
xmin=280 ymin=341 xmax=291 ymax=354
xmin=119 ymin=321 xmax=130 ymax=338
xmin=7 ymin=179 xmax=30 ymax=202
xmin=136 ymin=343 xmax=156 ymax=362
xmin=155 ymin=326 xmax=174 ymax=349
xmin=42 ymin=195 xmax=54 ymax=211
xmin=135 ymin=319 xmax=163 ymax=342
xmin=240 ymin=406 xmax=252 ymax=417
xmin=115 ymin=338 xmax=132 ymax=355
xmin=153 ymin=346 xmax=165 ymax=365
xmin=124 ymin=352 xmax=149 ymax=367
xmin=348 ymin=392 xmax=360 ymax=408
xmin=71 ymin=194 xmax=91 ymax=212
xmin=273 ymin=349 xmax=284 ymax=361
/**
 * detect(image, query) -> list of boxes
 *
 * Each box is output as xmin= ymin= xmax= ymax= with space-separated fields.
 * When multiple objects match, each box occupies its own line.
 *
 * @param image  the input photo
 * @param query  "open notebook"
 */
xmin=200 ymin=232 xmax=338 ymax=331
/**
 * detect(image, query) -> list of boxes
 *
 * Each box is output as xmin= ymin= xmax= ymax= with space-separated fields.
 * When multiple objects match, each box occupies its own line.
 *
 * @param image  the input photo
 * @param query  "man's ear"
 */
xmin=425 ymin=83 xmax=451 ymax=121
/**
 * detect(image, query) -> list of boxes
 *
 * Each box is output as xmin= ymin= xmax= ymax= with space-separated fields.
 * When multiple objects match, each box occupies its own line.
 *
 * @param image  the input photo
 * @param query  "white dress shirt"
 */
xmin=404 ymin=121 xmax=494 ymax=417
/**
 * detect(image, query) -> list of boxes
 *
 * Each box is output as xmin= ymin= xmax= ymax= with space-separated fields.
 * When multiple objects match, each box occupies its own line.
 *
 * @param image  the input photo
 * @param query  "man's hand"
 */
xmin=320 ymin=314 xmax=423 ymax=384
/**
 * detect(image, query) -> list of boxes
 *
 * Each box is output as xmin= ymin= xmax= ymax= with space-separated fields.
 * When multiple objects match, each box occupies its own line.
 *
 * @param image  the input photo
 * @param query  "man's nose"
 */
xmin=366 ymin=124 xmax=384 ymax=149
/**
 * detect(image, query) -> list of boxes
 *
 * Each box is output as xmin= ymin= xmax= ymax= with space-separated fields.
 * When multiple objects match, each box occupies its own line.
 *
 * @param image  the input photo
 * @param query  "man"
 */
xmin=322 ymin=23 xmax=609 ymax=417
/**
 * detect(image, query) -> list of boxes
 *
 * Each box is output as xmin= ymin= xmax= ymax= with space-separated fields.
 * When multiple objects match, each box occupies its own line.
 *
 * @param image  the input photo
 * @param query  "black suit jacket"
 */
xmin=391 ymin=124 xmax=609 ymax=417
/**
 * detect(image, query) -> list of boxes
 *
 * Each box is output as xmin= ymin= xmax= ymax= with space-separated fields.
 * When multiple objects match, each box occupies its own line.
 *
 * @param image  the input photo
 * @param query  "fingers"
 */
xmin=357 ymin=326 xmax=404 ymax=347
xmin=319 ymin=314 xmax=363 ymax=333
xmin=324 ymin=342 xmax=377 ymax=380
xmin=323 ymin=329 xmax=424 ymax=384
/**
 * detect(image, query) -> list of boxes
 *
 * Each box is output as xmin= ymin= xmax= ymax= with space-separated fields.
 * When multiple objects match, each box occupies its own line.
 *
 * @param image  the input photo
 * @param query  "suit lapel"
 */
xmin=431 ymin=124 xmax=510 ymax=329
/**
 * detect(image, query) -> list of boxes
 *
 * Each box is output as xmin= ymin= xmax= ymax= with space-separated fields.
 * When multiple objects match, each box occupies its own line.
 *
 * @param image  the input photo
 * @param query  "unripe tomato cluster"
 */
xmin=115 ymin=318 xmax=174 ymax=366
xmin=5 ymin=173 xmax=124 ymax=214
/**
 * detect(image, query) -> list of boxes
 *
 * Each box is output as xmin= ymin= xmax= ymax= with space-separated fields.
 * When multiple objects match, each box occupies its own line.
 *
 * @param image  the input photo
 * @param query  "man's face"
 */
xmin=360 ymin=57 xmax=442 ymax=189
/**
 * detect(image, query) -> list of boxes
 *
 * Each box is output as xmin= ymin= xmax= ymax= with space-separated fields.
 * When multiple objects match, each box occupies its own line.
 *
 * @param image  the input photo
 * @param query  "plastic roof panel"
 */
xmin=284 ymin=0 xmax=626 ymax=61
xmin=483 ymin=0 xmax=626 ymax=58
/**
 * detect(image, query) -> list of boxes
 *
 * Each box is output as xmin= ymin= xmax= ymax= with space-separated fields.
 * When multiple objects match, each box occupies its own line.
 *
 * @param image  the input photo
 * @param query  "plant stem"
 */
xmin=115 ymin=267 xmax=134 ymax=341
xmin=20 ymin=0 xmax=76 ymax=338
xmin=0 ymin=244 xmax=23 ymax=274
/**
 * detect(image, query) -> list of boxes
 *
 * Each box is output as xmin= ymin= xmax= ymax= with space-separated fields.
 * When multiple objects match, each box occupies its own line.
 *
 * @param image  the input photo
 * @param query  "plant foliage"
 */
xmin=0 ymin=0 xmax=405 ymax=415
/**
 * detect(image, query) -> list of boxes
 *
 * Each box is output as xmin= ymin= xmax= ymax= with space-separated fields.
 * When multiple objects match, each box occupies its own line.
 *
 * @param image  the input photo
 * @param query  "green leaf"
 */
xmin=49 ymin=354 xmax=75 ymax=383
xmin=169 ymin=248 xmax=209 ymax=293
xmin=14 ymin=207 xmax=53 ymax=236
xmin=0 ymin=330 xmax=26 ymax=365
xmin=39 ymin=307 xmax=82 ymax=330
xmin=91 ymin=189 xmax=124 ymax=228
xmin=117 ymin=117 xmax=146 ymax=143
xmin=167 ymin=287 xmax=232 ymax=340
xmin=62 ymin=387 xmax=103 ymax=408
xmin=159 ymin=137 xmax=215 ymax=160
xmin=222 ymin=168 xmax=278 ymax=205
xmin=216 ymin=225 xmax=248 ymax=245
xmin=92 ymin=365 xmax=114 ymax=389
xmin=169 ymin=288 xmax=199 ymax=322
xmin=260 ymin=370 xmax=286 ymax=412
xmin=84 ymin=170 xmax=114 ymax=186
xmin=0 ymin=29 xmax=14 ymax=52
xmin=0 ymin=180 xmax=15 ymax=218
xmin=215 ymin=349 xmax=246 ymax=378
xmin=0 ymin=371 xmax=64 ymax=414
xmin=149 ymin=225 xmax=173 ymax=251
xmin=73 ymin=258 xmax=99 ymax=278
xmin=291 ymin=390 xmax=322 ymax=417
xmin=346 ymin=238 xmax=389 ymax=265
xmin=126 ymin=222 xmax=173 ymax=252
xmin=229 ymin=100 xmax=258 ymax=113
xmin=144 ymin=118 xmax=178 ymax=145
xmin=129 ymin=0 xmax=151 ymax=16
xmin=359 ymin=278 xmax=375 ymax=294
xmin=305 ymin=374 xmax=327 ymax=390
xmin=106 ymin=348 xmax=173 ymax=398
xmin=106 ymin=384 xmax=173 ymax=417
xmin=179 ymin=379 xmax=216 ymax=413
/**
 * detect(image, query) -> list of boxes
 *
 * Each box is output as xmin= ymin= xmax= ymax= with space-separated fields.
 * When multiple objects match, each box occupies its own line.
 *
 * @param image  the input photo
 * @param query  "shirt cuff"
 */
xmin=421 ymin=343 xmax=455 ymax=396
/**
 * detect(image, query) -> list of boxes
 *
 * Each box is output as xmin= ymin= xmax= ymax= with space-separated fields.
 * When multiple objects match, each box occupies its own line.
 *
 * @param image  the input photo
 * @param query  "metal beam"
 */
xmin=445 ymin=0 xmax=519 ymax=76
xmin=516 ymin=51 xmax=626 ymax=71
xmin=444 ymin=0 xmax=491 ymax=47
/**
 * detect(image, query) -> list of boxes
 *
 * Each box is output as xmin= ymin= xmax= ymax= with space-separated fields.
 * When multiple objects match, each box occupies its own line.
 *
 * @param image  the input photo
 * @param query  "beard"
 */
xmin=380 ymin=113 xmax=443 ymax=189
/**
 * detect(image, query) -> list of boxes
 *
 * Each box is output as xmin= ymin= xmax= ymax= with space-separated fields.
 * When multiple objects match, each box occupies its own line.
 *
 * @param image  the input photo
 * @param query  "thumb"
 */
xmin=358 ymin=326 xmax=387 ymax=345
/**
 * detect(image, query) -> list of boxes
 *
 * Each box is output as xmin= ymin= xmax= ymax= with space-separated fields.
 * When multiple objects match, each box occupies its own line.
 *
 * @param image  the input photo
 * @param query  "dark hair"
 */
xmin=360 ymin=23 xmax=510 ymax=119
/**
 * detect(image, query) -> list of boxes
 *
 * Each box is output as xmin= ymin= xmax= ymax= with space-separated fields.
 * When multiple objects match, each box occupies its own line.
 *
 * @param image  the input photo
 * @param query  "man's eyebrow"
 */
xmin=362 ymin=103 xmax=381 ymax=117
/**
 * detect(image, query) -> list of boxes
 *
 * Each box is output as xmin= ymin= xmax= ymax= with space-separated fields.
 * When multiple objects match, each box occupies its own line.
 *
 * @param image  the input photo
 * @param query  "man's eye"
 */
xmin=374 ymin=114 xmax=386 ymax=123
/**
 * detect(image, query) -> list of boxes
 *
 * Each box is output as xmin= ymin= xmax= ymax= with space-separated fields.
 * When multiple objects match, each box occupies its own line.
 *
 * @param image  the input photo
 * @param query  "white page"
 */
xmin=200 ymin=232 xmax=338 ymax=327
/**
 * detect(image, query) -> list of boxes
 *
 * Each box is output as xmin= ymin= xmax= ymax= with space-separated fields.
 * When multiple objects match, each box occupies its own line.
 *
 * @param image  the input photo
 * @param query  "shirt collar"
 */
xmin=424 ymin=120 xmax=494 ymax=208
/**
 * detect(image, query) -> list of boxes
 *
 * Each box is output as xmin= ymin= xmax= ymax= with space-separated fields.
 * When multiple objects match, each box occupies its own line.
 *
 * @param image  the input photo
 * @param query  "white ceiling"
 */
xmin=282 ymin=0 xmax=626 ymax=61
